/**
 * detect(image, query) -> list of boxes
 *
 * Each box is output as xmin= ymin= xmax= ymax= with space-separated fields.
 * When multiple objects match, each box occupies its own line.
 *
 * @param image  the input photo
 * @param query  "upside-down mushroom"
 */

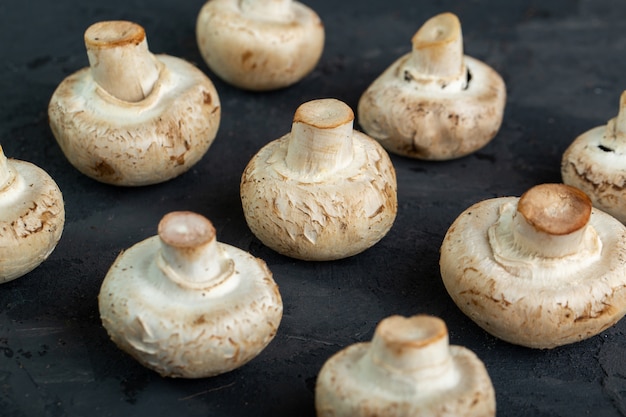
xmin=440 ymin=183 xmax=626 ymax=348
xmin=358 ymin=12 xmax=506 ymax=160
xmin=98 ymin=211 xmax=282 ymax=378
xmin=49 ymin=20 xmax=221 ymax=186
xmin=315 ymin=315 xmax=496 ymax=417
xmin=562 ymin=91 xmax=626 ymax=223
xmin=240 ymin=98 xmax=397 ymax=261
xmin=196 ymin=0 xmax=324 ymax=91
xmin=0 ymin=146 xmax=65 ymax=283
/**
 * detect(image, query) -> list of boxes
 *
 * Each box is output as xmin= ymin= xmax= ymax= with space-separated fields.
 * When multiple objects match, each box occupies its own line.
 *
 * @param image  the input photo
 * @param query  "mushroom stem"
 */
xmin=0 ymin=146 xmax=11 ymax=189
xmin=513 ymin=184 xmax=592 ymax=258
xmin=157 ymin=211 xmax=234 ymax=290
xmin=364 ymin=315 xmax=457 ymax=389
xmin=239 ymin=0 xmax=293 ymax=20
xmin=84 ymin=21 xmax=160 ymax=103
xmin=601 ymin=91 xmax=626 ymax=151
xmin=409 ymin=12 xmax=465 ymax=80
xmin=285 ymin=99 xmax=355 ymax=178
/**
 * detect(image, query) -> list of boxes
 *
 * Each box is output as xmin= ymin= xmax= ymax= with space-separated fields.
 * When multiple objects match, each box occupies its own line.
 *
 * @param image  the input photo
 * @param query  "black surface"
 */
xmin=2 ymin=0 xmax=626 ymax=416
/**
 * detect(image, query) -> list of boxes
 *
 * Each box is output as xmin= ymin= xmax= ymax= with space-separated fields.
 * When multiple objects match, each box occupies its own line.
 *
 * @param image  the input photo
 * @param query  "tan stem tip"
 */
xmin=517 ymin=183 xmax=592 ymax=236
xmin=158 ymin=211 xmax=216 ymax=249
xmin=411 ymin=12 xmax=464 ymax=79
xmin=84 ymin=20 xmax=146 ymax=48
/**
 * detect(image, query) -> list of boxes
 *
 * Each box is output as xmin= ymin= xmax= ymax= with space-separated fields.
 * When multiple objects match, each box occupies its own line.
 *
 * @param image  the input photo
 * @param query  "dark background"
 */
xmin=1 ymin=0 xmax=626 ymax=416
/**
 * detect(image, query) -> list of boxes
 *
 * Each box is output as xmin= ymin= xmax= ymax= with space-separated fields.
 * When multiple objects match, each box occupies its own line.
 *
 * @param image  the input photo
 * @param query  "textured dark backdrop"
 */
xmin=1 ymin=0 xmax=626 ymax=416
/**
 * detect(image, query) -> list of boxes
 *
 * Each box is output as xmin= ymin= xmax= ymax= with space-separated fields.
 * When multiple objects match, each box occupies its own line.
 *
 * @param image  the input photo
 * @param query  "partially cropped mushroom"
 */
xmin=315 ymin=315 xmax=496 ymax=417
xmin=49 ymin=20 xmax=221 ymax=186
xmin=440 ymin=183 xmax=626 ymax=349
xmin=0 ymin=146 xmax=65 ymax=283
xmin=240 ymin=98 xmax=397 ymax=261
xmin=358 ymin=12 xmax=506 ymax=160
xmin=562 ymin=91 xmax=626 ymax=223
xmin=196 ymin=0 xmax=324 ymax=91
xmin=98 ymin=211 xmax=282 ymax=378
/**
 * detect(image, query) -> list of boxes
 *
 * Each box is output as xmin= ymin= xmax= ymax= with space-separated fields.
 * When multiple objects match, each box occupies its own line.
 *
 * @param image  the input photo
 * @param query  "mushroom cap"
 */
xmin=357 ymin=16 xmax=506 ymax=160
xmin=240 ymin=128 xmax=397 ymax=261
xmin=315 ymin=315 xmax=495 ymax=417
xmin=98 ymin=224 xmax=282 ymax=378
xmin=561 ymin=124 xmax=626 ymax=223
xmin=196 ymin=0 xmax=324 ymax=91
xmin=0 ymin=158 xmax=65 ymax=283
xmin=440 ymin=189 xmax=626 ymax=348
xmin=48 ymin=54 xmax=221 ymax=186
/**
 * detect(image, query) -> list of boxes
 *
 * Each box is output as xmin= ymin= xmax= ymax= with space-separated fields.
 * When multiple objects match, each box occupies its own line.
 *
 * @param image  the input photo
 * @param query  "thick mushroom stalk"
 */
xmin=562 ymin=91 xmax=626 ymax=223
xmin=408 ymin=13 xmax=467 ymax=89
xmin=0 ymin=146 xmax=65 ymax=284
xmin=196 ymin=0 xmax=324 ymax=91
xmin=357 ymin=12 xmax=506 ymax=160
xmin=440 ymin=183 xmax=626 ymax=348
xmin=98 ymin=211 xmax=282 ymax=378
xmin=240 ymin=98 xmax=397 ymax=261
xmin=315 ymin=315 xmax=496 ymax=417
xmin=85 ymin=21 xmax=160 ymax=102
xmin=157 ymin=212 xmax=234 ymax=290
xmin=286 ymin=99 xmax=355 ymax=177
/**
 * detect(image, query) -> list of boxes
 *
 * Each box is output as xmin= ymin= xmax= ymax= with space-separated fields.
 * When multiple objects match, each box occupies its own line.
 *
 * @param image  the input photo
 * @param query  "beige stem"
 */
xmin=157 ymin=211 xmax=233 ymax=290
xmin=285 ymin=99 xmax=355 ymax=177
xmin=601 ymin=91 xmax=626 ymax=151
xmin=368 ymin=315 xmax=454 ymax=381
xmin=410 ymin=12 xmax=464 ymax=80
xmin=0 ymin=146 xmax=10 ymax=188
xmin=513 ymin=184 xmax=592 ymax=258
xmin=84 ymin=21 xmax=160 ymax=102
xmin=239 ymin=0 xmax=293 ymax=20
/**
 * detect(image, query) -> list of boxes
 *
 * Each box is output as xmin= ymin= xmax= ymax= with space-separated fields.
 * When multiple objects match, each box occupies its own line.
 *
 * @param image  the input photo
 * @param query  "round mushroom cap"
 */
xmin=562 ymin=124 xmax=626 ymax=224
xmin=196 ymin=0 xmax=324 ymax=91
xmin=357 ymin=13 xmax=506 ymax=160
xmin=240 ymin=99 xmax=397 ymax=261
xmin=0 ymin=155 xmax=65 ymax=283
xmin=98 ymin=212 xmax=282 ymax=378
xmin=440 ymin=184 xmax=626 ymax=348
xmin=315 ymin=315 xmax=496 ymax=417
xmin=49 ymin=22 xmax=221 ymax=186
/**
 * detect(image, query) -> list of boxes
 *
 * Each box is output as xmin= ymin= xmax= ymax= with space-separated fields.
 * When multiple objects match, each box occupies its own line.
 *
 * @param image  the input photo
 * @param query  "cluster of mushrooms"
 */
xmin=4 ymin=1 xmax=626 ymax=415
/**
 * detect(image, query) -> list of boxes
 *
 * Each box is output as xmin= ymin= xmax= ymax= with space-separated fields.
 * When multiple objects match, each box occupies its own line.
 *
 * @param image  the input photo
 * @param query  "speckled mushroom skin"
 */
xmin=0 ymin=159 xmax=64 ymax=283
xmin=99 ymin=237 xmax=282 ymax=378
xmin=196 ymin=0 xmax=324 ymax=91
xmin=561 ymin=125 xmax=626 ymax=223
xmin=240 ymin=131 xmax=397 ymax=261
xmin=440 ymin=197 xmax=626 ymax=349
xmin=358 ymin=55 xmax=506 ymax=160
xmin=48 ymin=55 xmax=221 ymax=186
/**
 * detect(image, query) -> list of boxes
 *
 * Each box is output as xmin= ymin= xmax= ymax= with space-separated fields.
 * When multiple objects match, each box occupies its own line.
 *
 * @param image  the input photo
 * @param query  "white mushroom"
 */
xmin=0 ymin=146 xmax=65 ymax=283
xmin=196 ymin=0 xmax=324 ymax=91
xmin=357 ymin=12 xmax=506 ymax=160
xmin=562 ymin=91 xmax=626 ymax=223
xmin=315 ymin=315 xmax=496 ymax=417
xmin=440 ymin=183 xmax=626 ymax=349
xmin=240 ymin=98 xmax=397 ymax=261
xmin=98 ymin=211 xmax=282 ymax=378
xmin=48 ymin=20 xmax=221 ymax=186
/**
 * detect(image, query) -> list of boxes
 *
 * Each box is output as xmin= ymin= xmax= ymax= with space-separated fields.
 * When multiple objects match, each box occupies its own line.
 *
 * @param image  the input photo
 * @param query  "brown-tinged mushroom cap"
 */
xmin=196 ymin=0 xmax=324 ymax=91
xmin=357 ymin=12 xmax=506 ymax=161
xmin=48 ymin=20 xmax=221 ymax=186
xmin=240 ymin=98 xmax=397 ymax=261
xmin=0 ymin=146 xmax=65 ymax=283
xmin=440 ymin=183 xmax=626 ymax=348
xmin=315 ymin=315 xmax=496 ymax=417
xmin=98 ymin=211 xmax=282 ymax=378
xmin=562 ymin=90 xmax=626 ymax=223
